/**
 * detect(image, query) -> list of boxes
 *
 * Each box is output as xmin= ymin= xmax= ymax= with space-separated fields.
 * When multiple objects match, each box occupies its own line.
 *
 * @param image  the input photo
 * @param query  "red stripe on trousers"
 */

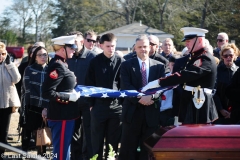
xmin=60 ymin=120 xmax=66 ymax=160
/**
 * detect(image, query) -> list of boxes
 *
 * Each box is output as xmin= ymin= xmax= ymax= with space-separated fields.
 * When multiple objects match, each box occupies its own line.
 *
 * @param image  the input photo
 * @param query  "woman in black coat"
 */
xmin=213 ymin=43 xmax=239 ymax=124
xmin=21 ymin=46 xmax=49 ymax=155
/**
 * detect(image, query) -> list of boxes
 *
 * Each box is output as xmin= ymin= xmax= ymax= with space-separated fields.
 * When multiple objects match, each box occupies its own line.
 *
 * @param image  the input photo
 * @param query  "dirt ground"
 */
xmin=3 ymin=112 xmax=52 ymax=160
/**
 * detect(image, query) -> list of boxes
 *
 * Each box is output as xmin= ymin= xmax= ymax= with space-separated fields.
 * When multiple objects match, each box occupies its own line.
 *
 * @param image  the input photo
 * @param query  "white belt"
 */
xmin=184 ymin=85 xmax=213 ymax=109
xmin=184 ymin=85 xmax=212 ymax=94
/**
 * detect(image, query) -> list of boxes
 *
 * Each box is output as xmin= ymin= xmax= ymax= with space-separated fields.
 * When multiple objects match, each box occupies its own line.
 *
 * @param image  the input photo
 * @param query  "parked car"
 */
xmin=6 ymin=46 xmax=24 ymax=61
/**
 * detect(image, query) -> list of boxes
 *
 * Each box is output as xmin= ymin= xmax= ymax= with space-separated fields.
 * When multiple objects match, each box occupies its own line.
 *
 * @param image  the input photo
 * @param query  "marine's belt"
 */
xmin=184 ymin=85 xmax=212 ymax=94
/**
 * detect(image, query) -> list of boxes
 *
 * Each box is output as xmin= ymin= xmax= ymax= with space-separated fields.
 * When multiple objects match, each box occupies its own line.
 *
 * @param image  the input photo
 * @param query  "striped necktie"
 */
xmin=141 ymin=61 xmax=147 ymax=87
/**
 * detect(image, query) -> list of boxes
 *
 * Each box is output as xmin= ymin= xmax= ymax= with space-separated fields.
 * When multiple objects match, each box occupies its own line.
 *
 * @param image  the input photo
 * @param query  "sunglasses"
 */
xmin=149 ymin=42 xmax=157 ymax=46
xmin=222 ymin=54 xmax=233 ymax=59
xmin=86 ymin=39 xmax=96 ymax=43
xmin=0 ymin=53 xmax=6 ymax=56
xmin=37 ymin=53 xmax=48 ymax=57
xmin=217 ymin=39 xmax=224 ymax=42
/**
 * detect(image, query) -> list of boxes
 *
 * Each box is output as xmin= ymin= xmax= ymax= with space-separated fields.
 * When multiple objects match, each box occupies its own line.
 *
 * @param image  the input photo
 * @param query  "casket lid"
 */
xmin=145 ymin=124 xmax=240 ymax=152
xmin=163 ymin=124 xmax=240 ymax=138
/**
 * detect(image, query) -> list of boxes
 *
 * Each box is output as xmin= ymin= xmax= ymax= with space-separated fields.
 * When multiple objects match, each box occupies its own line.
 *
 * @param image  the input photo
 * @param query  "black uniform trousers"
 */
xmin=119 ymin=106 xmax=157 ymax=160
xmin=0 ymin=107 xmax=12 ymax=158
xmin=82 ymin=110 xmax=92 ymax=158
xmin=91 ymin=106 xmax=121 ymax=160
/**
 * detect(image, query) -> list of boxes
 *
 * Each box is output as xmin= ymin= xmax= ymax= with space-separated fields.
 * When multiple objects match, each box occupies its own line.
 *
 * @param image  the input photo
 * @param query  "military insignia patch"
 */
xmin=193 ymin=59 xmax=202 ymax=67
xmin=50 ymin=70 xmax=58 ymax=79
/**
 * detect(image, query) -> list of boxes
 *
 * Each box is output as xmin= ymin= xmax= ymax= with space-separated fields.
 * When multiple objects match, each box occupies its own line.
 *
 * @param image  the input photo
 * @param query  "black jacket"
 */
xmin=22 ymin=63 xmax=49 ymax=108
xmin=149 ymin=52 xmax=169 ymax=73
xmin=225 ymin=67 xmax=240 ymax=123
xmin=213 ymin=63 xmax=238 ymax=116
xmin=42 ymin=55 xmax=79 ymax=120
xmin=67 ymin=47 xmax=97 ymax=111
xmin=159 ymin=48 xmax=218 ymax=124
xmin=213 ymin=48 xmax=221 ymax=59
xmin=85 ymin=53 xmax=125 ymax=116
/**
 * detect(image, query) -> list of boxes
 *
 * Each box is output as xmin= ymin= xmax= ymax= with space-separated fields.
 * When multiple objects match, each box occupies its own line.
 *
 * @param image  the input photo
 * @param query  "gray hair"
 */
xmin=136 ymin=34 xmax=149 ymax=42
xmin=148 ymin=35 xmax=159 ymax=45
xmin=218 ymin=32 xmax=229 ymax=40
xmin=162 ymin=38 xmax=173 ymax=45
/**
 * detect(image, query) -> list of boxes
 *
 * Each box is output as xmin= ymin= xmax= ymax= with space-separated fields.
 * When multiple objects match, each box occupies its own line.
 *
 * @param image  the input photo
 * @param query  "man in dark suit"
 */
xmin=119 ymin=35 xmax=165 ymax=160
xmin=123 ymin=35 xmax=169 ymax=73
xmin=148 ymin=35 xmax=170 ymax=73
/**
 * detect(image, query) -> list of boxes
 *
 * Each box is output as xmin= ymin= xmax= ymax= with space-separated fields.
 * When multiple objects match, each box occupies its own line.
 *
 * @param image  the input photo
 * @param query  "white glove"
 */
xmin=141 ymin=79 xmax=160 ymax=92
xmin=69 ymin=90 xmax=80 ymax=102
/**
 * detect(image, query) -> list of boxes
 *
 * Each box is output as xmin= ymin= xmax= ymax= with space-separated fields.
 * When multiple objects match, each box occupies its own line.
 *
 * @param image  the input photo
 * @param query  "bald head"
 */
xmin=148 ymin=35 xmax=159 ymax=44
xmin=148 ymin=35 xmax=159 ymax=55
xmin=217 ymin=32 xmax=229 ymax=49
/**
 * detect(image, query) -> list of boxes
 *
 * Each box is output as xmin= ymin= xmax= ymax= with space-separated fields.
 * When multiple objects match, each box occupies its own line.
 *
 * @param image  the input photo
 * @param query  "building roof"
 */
xmin=99 ymin=22 xmax=174 ymax=38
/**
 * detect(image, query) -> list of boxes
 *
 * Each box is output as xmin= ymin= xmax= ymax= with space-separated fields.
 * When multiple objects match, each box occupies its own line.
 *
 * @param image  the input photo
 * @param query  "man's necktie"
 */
xmin=141 ymin=62 xmax=147 ymax=87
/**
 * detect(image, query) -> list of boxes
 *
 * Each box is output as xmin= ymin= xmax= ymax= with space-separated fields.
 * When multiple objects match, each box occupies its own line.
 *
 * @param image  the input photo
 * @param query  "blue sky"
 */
xmin=0 ymin=0 xmax=13 ymax=15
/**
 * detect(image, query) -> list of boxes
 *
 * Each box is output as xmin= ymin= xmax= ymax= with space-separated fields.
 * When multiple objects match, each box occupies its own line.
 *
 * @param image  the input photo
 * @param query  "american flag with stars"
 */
xmin=75 ymin=85 xmax=177 ymax=98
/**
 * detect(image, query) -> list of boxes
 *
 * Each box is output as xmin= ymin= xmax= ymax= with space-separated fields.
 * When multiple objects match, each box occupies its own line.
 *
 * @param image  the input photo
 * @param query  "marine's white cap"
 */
xmin=51 ymin=35 xmax=77 ymax=49
xmin=180 ymin=27 xmax=208 ymax=42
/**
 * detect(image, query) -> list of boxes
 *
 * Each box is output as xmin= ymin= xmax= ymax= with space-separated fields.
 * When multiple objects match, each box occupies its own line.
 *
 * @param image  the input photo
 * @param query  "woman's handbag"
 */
xmin=36 ymin=120 xmax=52 ymax=146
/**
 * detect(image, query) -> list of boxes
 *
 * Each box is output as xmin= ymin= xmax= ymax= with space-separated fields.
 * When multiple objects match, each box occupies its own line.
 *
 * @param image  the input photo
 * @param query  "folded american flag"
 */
xmin=75 ymin=85 xmax=177 ymax=98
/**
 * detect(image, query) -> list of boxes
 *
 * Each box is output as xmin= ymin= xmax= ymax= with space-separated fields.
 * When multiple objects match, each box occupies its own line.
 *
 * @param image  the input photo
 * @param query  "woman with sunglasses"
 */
xmin=225 ymin=62 xmax=240 ymax=124
xmin=21 ymin=46 xmax=49 ymax=155
xmin=0 ymin=42 xmax=21 ymax=159
xmin=213 ymin=43 xmax=239 ymax=124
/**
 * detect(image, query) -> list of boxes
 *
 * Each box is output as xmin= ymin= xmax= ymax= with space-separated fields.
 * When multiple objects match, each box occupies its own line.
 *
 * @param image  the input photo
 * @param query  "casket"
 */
xmin=144 ymin=124 xmax=240 ymax=160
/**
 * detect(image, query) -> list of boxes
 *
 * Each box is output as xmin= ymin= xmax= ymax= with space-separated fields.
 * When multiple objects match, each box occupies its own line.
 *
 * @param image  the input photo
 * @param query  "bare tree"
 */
xmin=92 ymin=0 xmax=140 ymax=24
xmin=156 ymin=0 xmax=168 ymax=30
xmin=10 ymin=0 xmax=33 ymax=44
xmin=200 ymin=0 xmax=208 ymax=28
xmin=27 ymin=0 xmax=52 ymax=42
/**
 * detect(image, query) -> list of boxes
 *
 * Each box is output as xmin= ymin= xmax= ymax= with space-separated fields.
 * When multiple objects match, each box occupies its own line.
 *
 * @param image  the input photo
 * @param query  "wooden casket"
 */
xmin=144 ymin=124 xmax=240 ymax=160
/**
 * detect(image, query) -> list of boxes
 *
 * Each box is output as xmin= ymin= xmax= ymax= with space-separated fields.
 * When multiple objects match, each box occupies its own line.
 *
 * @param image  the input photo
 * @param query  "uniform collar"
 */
xmin=54 ymin=55 xmax=66 ymax=62
xmin=190 ymin=48 xmax=205 ymax=57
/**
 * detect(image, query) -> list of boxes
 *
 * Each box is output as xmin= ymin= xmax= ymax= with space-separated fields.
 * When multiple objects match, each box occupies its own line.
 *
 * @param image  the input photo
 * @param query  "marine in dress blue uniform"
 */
xmin=42 ymin=35 xmax=80 ymax=160
xmin=142 ymin=27 xmax=218 ymax=124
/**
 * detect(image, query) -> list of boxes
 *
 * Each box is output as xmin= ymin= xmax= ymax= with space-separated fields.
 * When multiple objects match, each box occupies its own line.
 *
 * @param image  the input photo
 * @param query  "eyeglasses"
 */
xmin=217 ymin=39 xmax=224 ymax=42
xmin=36 ymin=53 xmax=48 ymax=57
xmin=222 ymin=54 xmax=234 ymax=59
xmin=86 ymin=39 xmax=96 ymax=43
xmin=149 ymin=42 xmax=157 ymax=46
xmin=0 ymin=53 xmax=6 ymax=56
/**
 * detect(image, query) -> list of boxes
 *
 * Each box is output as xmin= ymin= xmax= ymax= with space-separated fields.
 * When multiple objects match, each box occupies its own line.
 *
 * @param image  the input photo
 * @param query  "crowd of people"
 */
xmin=0 ymin=27 xmax=240 ymax=160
